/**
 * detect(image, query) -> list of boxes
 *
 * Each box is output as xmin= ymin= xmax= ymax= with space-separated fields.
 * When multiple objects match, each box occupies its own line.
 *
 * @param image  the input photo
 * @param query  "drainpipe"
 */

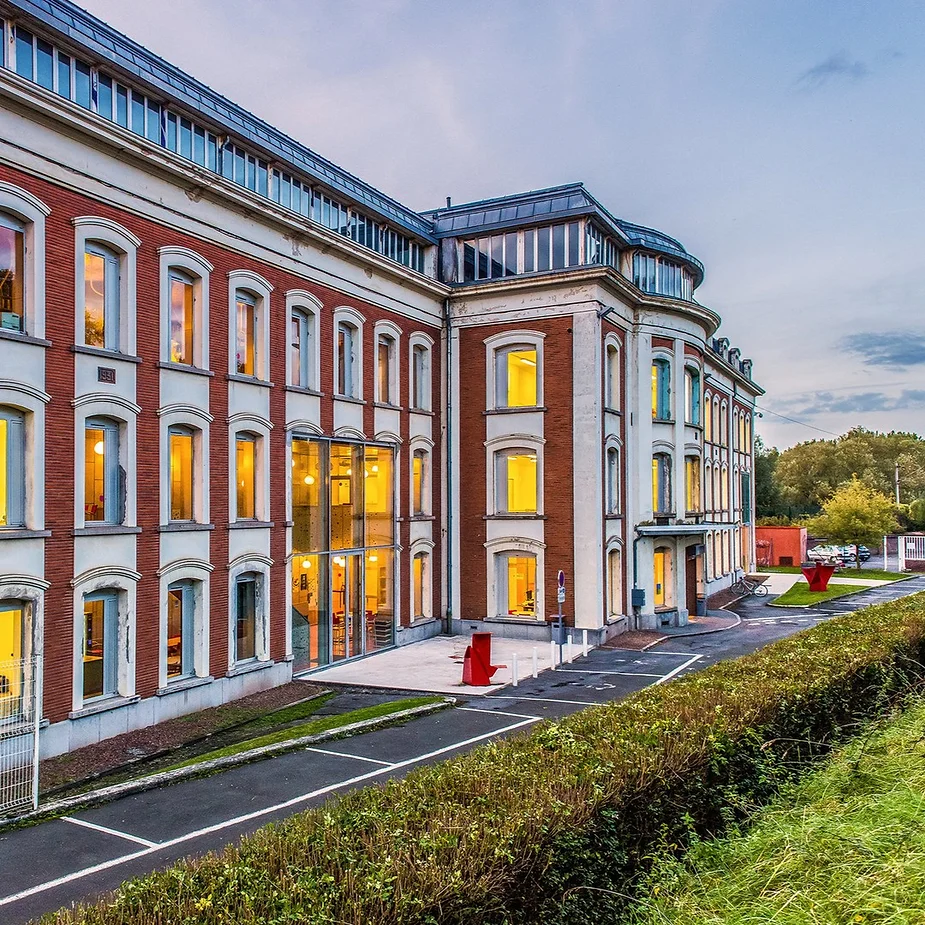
xmin=444 ymin=295 xmax=453 ymax=635
xmin=631 ymin=530 xmax=644 ymax=626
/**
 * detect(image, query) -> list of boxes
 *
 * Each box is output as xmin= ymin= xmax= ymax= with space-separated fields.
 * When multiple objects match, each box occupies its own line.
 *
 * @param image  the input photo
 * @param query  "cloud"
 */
xmin=797 ymin=51 xmax=869 ymax=89
xmin=840 ymin=331 xmax=925 ymax=368
xmin=782 ymin=390 xmax=925 ymax=417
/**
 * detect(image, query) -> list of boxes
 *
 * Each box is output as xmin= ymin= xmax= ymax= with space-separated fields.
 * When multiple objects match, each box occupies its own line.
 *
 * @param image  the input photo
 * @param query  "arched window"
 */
xmin=496 ymin=551 xmax=536 ymax=618
xmin=652 ymin=452 xmax=672 ymax=513
xmin=234 ymin=571 xmax=261 ymax=662
xmin=336 ymin=320 xmax=359 ymax=398
xmin=377 ymin=333 xmax=396 ymax=404
xmin=704 ymin=461 xmax=713 ymax=512
xmin=168 ymin=425 xmax=197 ymax=522
xmin=703 ymin=391 xmax=713 ymax=441
xmin=82 ymin=241 xmax=121 ymax=351
xmin=290 ymin=307 xmax=315 ymax=389
xmin=411 ymin=341 xmax=431 ymax=411
xmin=720 ymin=401 xmax=728 ymax=447
xmin=712 ymin=397 xmax=721 ymax=443
xmin=412 ymin=549 xmax=432 ymax=622
xmin=606 ymin=446 xmax=621 ymax=514
xmin=235 ymin=290 xmax=258 ymax=376
xmin=605 ymin=343 xmax=620 ymax=410
xmin=235 ymin=431 xmax=259 ymax=520
xmin=0 ymin=212 xmax=26 ymax=334
xmin=495 ymin=449 xmax=538 ymax=514
xmin=84 ymin=417 xmax=123 ymax=525
xmin=685 ymin=455 xmax=701 ymax=513
xmin=651 ymin=358 xmax=671 ymax=421
xmin=495 ymin=344 xmax=538 ymax=408
xmin=0 ymin=407 xmax=25 ymax=528
xmin=607 ymin=547 xmax=624 ymax=618
xmin=684 ymin=368 xmax=701 ymax=425
xmin=82 ymin=589 xmax=120 ymax=700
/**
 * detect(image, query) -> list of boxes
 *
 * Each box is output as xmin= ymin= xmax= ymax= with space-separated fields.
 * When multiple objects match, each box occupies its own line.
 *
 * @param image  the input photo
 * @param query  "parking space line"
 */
xmin=62 ymin=816 xmax=159 ymax=848
xmin=458 ymin=706 xmax=540 ymax=720
xmin=0 ymin=717 xmax=539 ymax=908
xmin=304 ymin=747 xmax=394 ymax=767
xmin=654 ymin=654 xmax=703 ymax=684
xmin=486 ymin=695 xmax=600 ymax=706
xmin=609 ymin=649 xmax=693 ymax=657
xmin=554 ymin=668 xmax=664 ymax=678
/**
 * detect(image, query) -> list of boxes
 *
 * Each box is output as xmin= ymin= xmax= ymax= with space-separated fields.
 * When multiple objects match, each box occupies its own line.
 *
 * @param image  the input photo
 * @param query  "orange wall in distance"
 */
xmin=756 ymin=526 xmax=807 ymax=567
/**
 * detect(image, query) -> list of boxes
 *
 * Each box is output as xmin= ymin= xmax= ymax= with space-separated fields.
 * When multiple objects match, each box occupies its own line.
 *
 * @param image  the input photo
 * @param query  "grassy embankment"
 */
xmin=631 ymin=697 xmax=925 ymax=924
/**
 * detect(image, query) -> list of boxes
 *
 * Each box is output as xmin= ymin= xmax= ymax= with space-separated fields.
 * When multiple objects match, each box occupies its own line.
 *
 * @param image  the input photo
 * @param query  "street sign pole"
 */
xmin=557 ymin=570 xmax=566 ymax=664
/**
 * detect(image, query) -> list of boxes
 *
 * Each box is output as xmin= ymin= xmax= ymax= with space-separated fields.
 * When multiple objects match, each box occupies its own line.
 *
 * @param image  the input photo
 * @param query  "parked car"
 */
xmin=807 ymin=545 xmax=845 ymax=566
xmin=839 ymin=545 xmax=871 ymax=564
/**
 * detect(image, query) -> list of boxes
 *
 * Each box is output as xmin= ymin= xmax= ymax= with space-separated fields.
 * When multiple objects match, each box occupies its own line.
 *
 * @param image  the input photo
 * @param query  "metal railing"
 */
xmin=899 ymin=535 xmax=925 ymax=572
xmin=0 ymin=655 xmax=42 ymax=814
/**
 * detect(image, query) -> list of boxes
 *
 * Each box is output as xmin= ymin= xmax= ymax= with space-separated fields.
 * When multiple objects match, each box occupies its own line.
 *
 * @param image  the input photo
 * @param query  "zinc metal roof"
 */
xmin=3 ymin=0 xmax=436 ymax=242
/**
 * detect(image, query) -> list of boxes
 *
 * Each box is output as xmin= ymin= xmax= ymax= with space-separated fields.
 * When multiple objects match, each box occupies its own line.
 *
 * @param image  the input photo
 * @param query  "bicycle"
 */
xmin=731 ymin=575 xmax=768 ymax=597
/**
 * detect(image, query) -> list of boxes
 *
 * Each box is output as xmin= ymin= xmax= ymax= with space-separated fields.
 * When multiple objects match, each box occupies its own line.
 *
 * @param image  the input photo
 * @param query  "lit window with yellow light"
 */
xmin=292 ymin=437 xmax=324 ymax=552
xmin=412 ymin=449 xmax=427 ymax=515
xmin=235 ymin=434 xmax=256 ymax=520
xmin=0 ymin=214 xmax=25 ymax=334
xmin=685 ymin=456 xmax=701 ymax=513
xmin=365 ymin=446 xmax=394 ymax=546
xmin=169 ymin=427 xmax=194 ymax=521
xmin=84 ymin=419 xmax=119 ymax=524
xmin=0 ymin=602 xmax=24 ymax=717
xmin=496 ymin=346 xmax=537 ymax=408
xmin=504 ymin=555 xmax=536 ymax=617
xmin=496 ymin=450 xmax=537 ymax=513
xmin=169 ymin=270 xmax=195 ymax=365
xmin=235 ymin=292 xmax=256 ymax=376
xmin=84 ymin=243 xmax=120 ymax=351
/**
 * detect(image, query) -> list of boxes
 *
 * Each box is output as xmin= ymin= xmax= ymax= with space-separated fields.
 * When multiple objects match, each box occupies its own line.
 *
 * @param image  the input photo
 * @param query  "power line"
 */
xmin=754 ymin=404 xmax=841 ymax=438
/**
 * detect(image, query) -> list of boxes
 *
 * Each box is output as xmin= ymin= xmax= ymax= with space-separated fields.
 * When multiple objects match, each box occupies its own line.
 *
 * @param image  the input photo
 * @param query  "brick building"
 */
xmin=0 ymin=0 xmax=761 ymax=757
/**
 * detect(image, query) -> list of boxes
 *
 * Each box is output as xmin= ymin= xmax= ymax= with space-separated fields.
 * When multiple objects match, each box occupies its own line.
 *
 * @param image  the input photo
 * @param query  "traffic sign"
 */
xmin=557 ymin=587 xmax=566 ymax=604
xmin=557 ymin=570 xmax=565 ymax=589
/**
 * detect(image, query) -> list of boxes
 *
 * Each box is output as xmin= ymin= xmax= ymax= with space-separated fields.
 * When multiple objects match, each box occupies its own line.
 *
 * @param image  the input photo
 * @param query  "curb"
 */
xmin=660 ymin=611 xmax=741 ymax=638
xmin=2 ymin=697 xmax=454 ymax=830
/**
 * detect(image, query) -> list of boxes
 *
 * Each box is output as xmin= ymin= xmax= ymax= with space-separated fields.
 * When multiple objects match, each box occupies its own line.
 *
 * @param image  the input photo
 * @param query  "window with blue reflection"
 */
xmin=97 ymin=73 xmax=112 ymax=117
xmin=15 ymin=28 xmax=33 ymax=79
xmin=146 ymin=100 xmax=160 ymax=143
xmin=116 ymin=84 xmax=128 ymax=127
xmin=193 ymin=127 xmax=205 ymax=164
xmin=75 ymin=61 xmax=91 ymax=109
xmin=179 ymin=118 xmax=192 ymax=158
xmin=130 ymin=90 xmax=144 ymax=134
xmin=36 ymin=38 xmax=53 ymax=90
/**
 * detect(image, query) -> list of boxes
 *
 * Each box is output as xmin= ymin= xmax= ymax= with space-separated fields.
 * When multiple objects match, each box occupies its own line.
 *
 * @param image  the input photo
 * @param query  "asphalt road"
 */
xmin=3 ymin=575 xmax=924 ymax=924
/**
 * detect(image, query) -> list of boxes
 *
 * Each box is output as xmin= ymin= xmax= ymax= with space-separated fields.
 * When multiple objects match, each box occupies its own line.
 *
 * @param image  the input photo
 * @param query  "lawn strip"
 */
xmin=759 ymin=565 xmax=908 ymax=581
xmin=630 ymin=697 xmax=925 ymax=925
xmin=769 ymin=580 xmax=869 ymax=607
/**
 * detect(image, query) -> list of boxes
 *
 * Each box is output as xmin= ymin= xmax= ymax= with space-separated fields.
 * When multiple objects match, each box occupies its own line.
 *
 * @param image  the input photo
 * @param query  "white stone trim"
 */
xmin=286 ymin=290 xmax=323 ymax=392
xmin=158 ymin=559 xmax=212 ymax=689
xmin=159 ymin=406 xmax=211 ymax=526
xmin=0 ymin=181 xmax=49 ymax=339
xmin=483 ymin=536 xmax=546 ymax=622
xmin=484 ymin=329 xmax=545 ymax=411
xmin=373 ymin=319 xmax=402 ymax=405
xmin=159 ymin=246 xmax=213 ymax=370
xmin=333 ymin=306 xmax=366 ymax=400
xmin=227 ymin=556 xmax=272 ymax=671
xmin=228 ymin=270 xmax=273 ymax=381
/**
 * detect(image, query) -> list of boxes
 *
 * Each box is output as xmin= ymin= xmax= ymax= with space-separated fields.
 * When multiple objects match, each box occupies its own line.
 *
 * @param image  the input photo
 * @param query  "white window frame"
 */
xmin=0 ymin=181 xmax=49 ymax=339
xmin=229 ymin=414 xmax=272 ymax=523
xmin=71 ymin=566 xmax=140 ymax=712
xmin=485 ymin=537 xmax=545 ymax=622
xmin=409 ymin=538 xmax=435 ymax=623
xmin=285 ymin=290 xmax=322 ymax=392
xmin=73 ymin=218 xmax=139 ymax=355
xmin=606 ymin=542 xmax=624 ymax=620
xmin=652 ymin=354 xmax=672 ymax=422
xmin=484 ymin=330 xmax=545 ymax=411
xmin=160 ymin=405 xmax=212 ymax=526
xmin=410 ymin=436 xmax=434 ymax=517
xmin=409 ymin=332 xmax=434 ymax=412
xmin=605 ymin=441 xmax=621 ymax=515
xmin=604 ymin=335 xmax=621 ymax=412
xmin=159 ymin=246 xmax=212 ymax=370
xmin=333 ymin=307 xmax=366 ymax=400
xmin=0 ymin=383 xmax=48 ymax=533
xmin=373 ymin=319 xmax=402 ymax=406
xmin=227 ymin=270 xmax=273 ymax=380
xmin=227 ymin=556 xmax=272 ymax=670
xmin=158 ymin=558 xmax=212 ymax=690
xmin=0 ymin=579 xmax=45 ymax=717
xmin=485 ymin=434 xmax=544 ymax=517
xmin=0 ymin=406 xmax=26 ymax=529
xmin=77 ymin=397 xmax=137 ymax=528
xmin=492 ymin=447 xmax=540 ymax=515
xmin=652 ymin=449 xmax=673 ymax=515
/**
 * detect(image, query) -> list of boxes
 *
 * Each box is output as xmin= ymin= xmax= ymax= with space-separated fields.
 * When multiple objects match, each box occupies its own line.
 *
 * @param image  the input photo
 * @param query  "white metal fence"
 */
xmin=0 ymin=655 xmax=41 ymax=814
xmin=899 ymin=535 xmax=925 ymax=572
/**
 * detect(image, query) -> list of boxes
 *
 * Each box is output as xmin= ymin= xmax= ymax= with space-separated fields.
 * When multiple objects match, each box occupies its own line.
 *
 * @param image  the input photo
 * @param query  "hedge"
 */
xmin=47 ymin=593 xmax=925 ymax=925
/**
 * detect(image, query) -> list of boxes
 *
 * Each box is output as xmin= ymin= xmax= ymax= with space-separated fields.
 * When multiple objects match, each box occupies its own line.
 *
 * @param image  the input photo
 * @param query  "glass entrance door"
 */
xmin=331 ymin=553 xmax=362 ymax=662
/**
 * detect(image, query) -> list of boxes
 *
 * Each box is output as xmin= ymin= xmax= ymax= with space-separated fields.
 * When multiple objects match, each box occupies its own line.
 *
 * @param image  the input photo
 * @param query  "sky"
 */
xmin=77 ymin=0 xmax=925 ymax=449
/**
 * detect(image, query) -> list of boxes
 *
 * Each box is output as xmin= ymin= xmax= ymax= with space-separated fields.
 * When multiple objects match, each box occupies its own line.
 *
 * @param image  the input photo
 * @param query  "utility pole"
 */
xmin=895 ymin=461 xmax=901 ymax=505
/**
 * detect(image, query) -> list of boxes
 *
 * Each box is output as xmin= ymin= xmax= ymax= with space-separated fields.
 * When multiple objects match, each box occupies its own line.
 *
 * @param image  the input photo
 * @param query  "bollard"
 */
xmin=567 ymin=635 xmax=574 ymax=663
xmin=582 ymin=629 xmax=589 ymax=658
xmin=549 ymin=639 xmax=557 ymax=670
xmin=512 ymin=652 xmax=519 ymax=687
xmin=532 ymin=647 xmax=538 ymax=678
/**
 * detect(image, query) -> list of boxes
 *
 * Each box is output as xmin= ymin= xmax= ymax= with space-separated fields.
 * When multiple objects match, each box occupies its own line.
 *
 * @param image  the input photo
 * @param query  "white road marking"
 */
xmin=553 ymin=668 xmax=664 ymax=678
xmin=654 ymin=654 xmax=703 ymax=685
xmin=458 ymin=706 xmax=540 ymax=720
xmin=486 ymin=695 xmax=600 ymax=706
xmin=61 ymin=816 xmax=158 ymax=848
xmin=0 ymin=717 xmax=539 ymax=908
xmin=304 ymin=747 xmax=394 ymax=767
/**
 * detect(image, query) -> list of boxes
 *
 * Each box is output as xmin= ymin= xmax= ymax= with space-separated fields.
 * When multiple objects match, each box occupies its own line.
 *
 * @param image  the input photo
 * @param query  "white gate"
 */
xmin=899 ymin=535 xmax=925 ymax=572
xmin=0 ymin=654 xmax=41 ymax=814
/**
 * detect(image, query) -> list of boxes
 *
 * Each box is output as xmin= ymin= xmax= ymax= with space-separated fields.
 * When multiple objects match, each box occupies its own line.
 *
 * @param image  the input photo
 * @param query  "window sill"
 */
xmin=373 ymin=401 xmax=402 ymax=411
xmin=285 ymin=385 xmax=324 ymax=397
xmin=652 ymin=417 xmax=676 ymax=425
xmin=69 ymin=694 xmax=140 ymax=721
xmin=406 ymin=617 xmax=438 ymax=629
xmin=604 ymin=406 xmax=623 ymax=415
xmin=228 ymin=520 xmax=275 ymax=530
xmin=0 ymin=329 xmax=51 ymax=348
xmin=409 ymin=514 xmax=436 ymax=522
xmin=70 ymin=344 xmax=142 ymax=364
xmin=158 ymin=361 xmax=214 ymax=377
xmin=226 ymin=373 xmax=274 ymax=388
xmin=227 ymin=659 xmax=275 ymax=678
xmin=485 ymin=615 xmax=544 ymax=625
xmin=158 ymin=522 xmax=215 ymax=533
xmin=0 ymin=529 xmax=51 ymax=540
xmin=604 ymin=513 xmax=624 ymax=521
xmin=73 ymin=525 xmax=142 ymax=536
xmin=333 ymin=394 xmax=366 ymax=405
xmin=484 ymin=513 xmax=546 ymax=520
xmin=483 ymin=406 xmax=547 ymax=415
xmin=156 ymin=675 xmax=214 ymax=696
xmin=409 ymin=407 xmax=435 ymax=417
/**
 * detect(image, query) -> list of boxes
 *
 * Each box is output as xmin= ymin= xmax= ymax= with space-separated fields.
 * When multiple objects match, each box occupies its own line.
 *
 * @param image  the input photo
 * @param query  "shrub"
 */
xmin=48 ymin=593 xmax=925 ymax=925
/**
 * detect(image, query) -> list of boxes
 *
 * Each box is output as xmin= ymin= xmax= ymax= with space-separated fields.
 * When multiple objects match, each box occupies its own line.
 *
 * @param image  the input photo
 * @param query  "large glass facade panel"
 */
xmin=292 ymin=438 xmax=324 ymax=553
xmin=331 ymin=553 xmax=362 ymax=661
xmin=292 ymin=554 xmax=329 ymax=671
xmin=0 ymin=217 xmax=25 ymax=333
xmin=330 ymin=443 xmax=362 ymax=550
xmin=364 ymin=446 xmax=393 ymax=547
xmin=365 ymin=549 xmax=394 ymax=652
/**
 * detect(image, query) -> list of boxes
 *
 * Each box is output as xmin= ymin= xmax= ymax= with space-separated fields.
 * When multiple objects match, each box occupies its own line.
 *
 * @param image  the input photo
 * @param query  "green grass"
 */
xmin=165 ymin=695 xmax=444 ymax=770
xmin=770 ymin=581 xmax=869 ymax=607
xmin=759 ymin=565 xmax=907 ymax=581
xmin=631 ymin=697 xmax=925 ymax=925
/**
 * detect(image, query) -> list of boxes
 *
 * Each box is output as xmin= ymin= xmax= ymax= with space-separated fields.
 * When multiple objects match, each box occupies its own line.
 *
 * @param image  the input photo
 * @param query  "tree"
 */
xmin=909 ymin=498 xmax=925 ymax=528
xmin=804 ymin=477 xmax=898 ymax=568
xmin=754 ymin=436 xmax=782 ymax=518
